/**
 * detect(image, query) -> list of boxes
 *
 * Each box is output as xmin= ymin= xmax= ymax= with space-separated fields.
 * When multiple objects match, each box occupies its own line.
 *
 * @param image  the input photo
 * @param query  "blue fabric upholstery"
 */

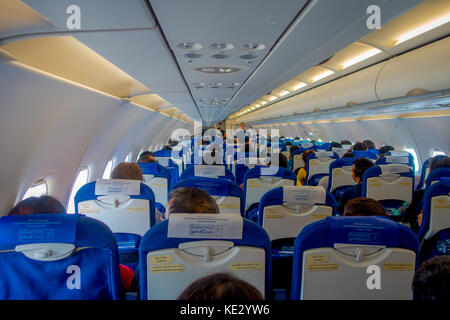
xmin=0 ymin=214 xmax=122 ymax=300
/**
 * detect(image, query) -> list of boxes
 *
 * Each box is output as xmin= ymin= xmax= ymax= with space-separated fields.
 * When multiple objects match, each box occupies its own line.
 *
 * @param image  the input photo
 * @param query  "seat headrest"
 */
xmin=378 ymin=164 xmax=410 ymax=175
xmin=194 ymin=164 xmax=225 ymax=178
xmin=439 ymin=177 xmax=450 ymax=187
xmin=171 ymin=177 xmax=242 ymax=198
xmin=283 ymin=186 xmax=326 ymax=205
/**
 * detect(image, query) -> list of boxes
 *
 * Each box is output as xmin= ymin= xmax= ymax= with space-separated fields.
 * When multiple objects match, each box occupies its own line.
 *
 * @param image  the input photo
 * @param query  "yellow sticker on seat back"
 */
xmin=78 ymin=203 xmax=100 ymax=214
xmin=150 ymin=255 xmax=173 ymax=264
xmin=150 ymin=264 xmax=184 ymax=273
xmin=306 ymin=254 xmax=338 ymax=271
xmin=382 ymin=263 xmax=413 ymax=271
xmin=231 ymin=263 xmax=262 ymax=271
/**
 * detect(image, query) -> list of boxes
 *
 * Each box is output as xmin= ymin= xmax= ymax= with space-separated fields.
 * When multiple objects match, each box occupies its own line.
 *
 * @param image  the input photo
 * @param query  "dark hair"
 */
xmin=343 ymin=197 xmax=388 ymax=217
xmin=289 ymin=145 xmax=299 ymax=158
xmin=412 ymin=255 xmax=450 ymax=300
xmin=302 ymin=149 xmax=315 ymax=165
xmin=342 ymin=152 xmax=355 ymax=158
xmin=163 ymin=145 xmax=172 ymax=150
xmin=167 ymin=187 xmax=219 ymax=215
xmin=329 ymin=141 xmax=342 ymax=150
xmin=285 ymin=141 xmax=293 ymax=146
xmin=379 ymin=145 xmax=394 ymax=155
xmin=177 ymin=273 xmax=263 ymax=300
xmin=138 ymin=151 xmax=154 ymax=159
xmin=340 ymin=140 xmax=352 ymax=145
xmin=111 ymin=162 xmax=144 ymax=181
xmin=353 ymin=142 xmax=368 ymax=151
xmin=362 ymin=140 xmax=376 ymax=150
xmin=353 ymin=158 xmax=374 ymax=181
xmin=429 ymin=155 xmax=450 ymax=172
xmin=8 ymin=195 xmax=66 ymax=216
xmin=278 ymin=152 xmax=288 ymax=168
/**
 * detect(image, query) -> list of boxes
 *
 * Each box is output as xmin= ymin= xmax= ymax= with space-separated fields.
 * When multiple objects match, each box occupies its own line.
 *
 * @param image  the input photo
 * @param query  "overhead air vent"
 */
xmin=176 ymin=42 xmax=203 ymax=50
xmin=184 ymin=53 xmax=202 ymax=59
xmin=239 ymin=54 xmax=258 ymax=60
xmin=209 ymin=43 xmax=234 ymax=50
xmin=193 ymin=67 xmax=242 ymax=74
xmin=212 ymin=53 xmax=230 ymax=59
xmin=241 ymin=43 xmax=265 ymax=51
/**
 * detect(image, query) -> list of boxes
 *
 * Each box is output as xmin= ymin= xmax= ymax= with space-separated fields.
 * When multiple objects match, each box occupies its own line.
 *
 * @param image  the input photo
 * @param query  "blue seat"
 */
xmin=180 ymin=164 xmax=235 ymax=182
xmin=0 ymin=214 xmax=122 ymax=299
xmin=351 ymin=150 xmax=378 ymax=160
xmin=291 ymin=144 xmax=314 ymax=171
xmin=305 ymin=151 xmax=339 ymax=186
xmin=154 ymin=156 xmax=180 ymax=183
xmin=416 ymin=158 xmax=431 ymax=190
xmin=425 ymin=167 xmax=450 ymax=189
xmin=75 ymin=180 xmax=156 ymax=268
xmin=375 ymin=153 xmax=415 ymax=172
xmin=137 ymin=162 xmax=172 ymax=210
xmin=171 ymin=177 xmax=245 ymax=216
xmin=243 ymin=166 xmax=296 ymax=222
xmin=138 ymin=214 xmax=271 ymax=299
xmin=362 ymin=164 xmax=414 ymax=215
xmin=417 ymin=177 xmax=450 ymax=243
xmin=326 ymin=158 xmax=357 ymax=201
xmin=291 ymin=216 xmax=419 ymax=300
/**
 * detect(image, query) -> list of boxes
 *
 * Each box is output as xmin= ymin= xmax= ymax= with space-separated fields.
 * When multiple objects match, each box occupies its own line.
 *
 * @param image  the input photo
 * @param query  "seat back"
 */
xmin=375 ymin=154 xmax=414 ymax=172
xmin=362 ymin=164 xmax=414 ymax=213
xmin=425 ymin=167 xmax=450 ymax=188
xmin=138 ymin=162 xmax=171 ymax=209
xmin=171 ymin=177 xmax=245 ymax=216
xmin=351 ymin=150 xmax=378 ymax=160
xmin=305 ymin=151 xmax=339 ymax=186
xmin=291 ymin=216 xmax=419 ymax=300
xmin=416 ymin=158 xmax=431 ymax=190
xmin=292 ymin=143 xmax=314 ymax=171
xmin=75 ymin=179 xmax=156 ymax=236
xmin=154 ymin=157 xmax=180 ymax=185
xmin=243 ymin=166 xmax=296 ymax=211
xmin=138 ymin=214 xmax=271 ymax=299
xmin=180 ymin=164 xmax=235 ymax=182
xmin=258 ymin=186 xmax=336 ymax=242
xmin=0 ymin=214 xmax=122 ymax=299
xmin=417 ymin=177 xmax=450 ymax=242
xmin=326 ymin=158 xmax=357 ymax=198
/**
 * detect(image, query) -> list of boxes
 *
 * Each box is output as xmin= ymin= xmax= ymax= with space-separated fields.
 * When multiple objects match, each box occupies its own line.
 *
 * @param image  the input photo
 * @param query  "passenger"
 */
xmin=296 ymin=149 xmax=315 ymax=186
xmin=342 ymin=152 xmax=355 ymax=158
xmin=165 ymin=187 xmax=220 ymax=219
xmin=289 ymin=145 xmax=299 ymax=161
xmin=340 ymin=140 xmax=352 ymax=146
xmin=362 ymin=140 xmax=376 ymax=150
xmin=177 ymin=273 xmax=263 ymax=300
xmin=343 ymin=197 xmax=388 ymax=217
xmin=337 ymin=158 xmax=374 ymax=215
xmin=111 ymin=162 xmax=144 ymax=181
xmin=412 ymin=255 xmax=450 ymax=300
xmin=163 ymin=145 xmax=172 ymax=150
xmin=379 ymin=145 xmax=394 ymax=155
xmin=328 ymin=141 xmax=342 ymax=151
xmin=8 ymin=195 xmax=65 ymax=216
xmin=137 ymin=151 xmax=156 ymax=163
xmin=352 ymin=141 xmax=368 ymax=151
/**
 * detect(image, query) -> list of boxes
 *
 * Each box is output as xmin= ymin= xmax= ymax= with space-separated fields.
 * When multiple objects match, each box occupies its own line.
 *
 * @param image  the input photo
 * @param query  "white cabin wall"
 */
xmin=0 ymin=59 xmax=191 ymax=215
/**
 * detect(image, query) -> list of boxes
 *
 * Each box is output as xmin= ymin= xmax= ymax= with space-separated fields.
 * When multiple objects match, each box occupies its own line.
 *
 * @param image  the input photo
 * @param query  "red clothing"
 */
xmin=119 ymin=264 xmax=134 ymax=292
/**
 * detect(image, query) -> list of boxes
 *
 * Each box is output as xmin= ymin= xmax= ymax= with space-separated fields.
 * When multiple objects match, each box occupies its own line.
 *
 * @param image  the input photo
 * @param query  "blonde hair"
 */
xmin=110 ymin=162 xmax=143 ymax=181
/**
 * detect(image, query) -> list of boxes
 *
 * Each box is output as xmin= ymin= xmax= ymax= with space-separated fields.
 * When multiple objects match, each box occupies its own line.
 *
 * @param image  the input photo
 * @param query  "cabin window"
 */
xmin=67 ymin=167 xmax=89 ymax=214
xmin=403 ymin=147 xmax=420 ymax=174
xmin=431 ymin=148 xmax=445 ymax=157
xmin=22 ymin=179 xmax=48 ymax=200
xmin=125 ymin=152 xmax=132 ymax=162
xmin=102 ymin=159 xmax=113 ymax=179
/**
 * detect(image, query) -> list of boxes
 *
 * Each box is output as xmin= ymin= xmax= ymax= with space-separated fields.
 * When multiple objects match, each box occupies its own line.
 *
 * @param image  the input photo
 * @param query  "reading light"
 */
xmin=292 ymin=82 xmax=307 ymax=91
xmin=279 ymin=90 xmax=290 ymax=97
xmin=312 ymin=69 xmax=334 ymax=82
xmin=268 ymin=96 xmax=277 ymax=102
xmin=261 ymin=101 xmax=267 ymax=105
xmin=395 ymin=13 xmax=450 ymax=46
xmin=341 ymin=48 xmax=382 ymax=69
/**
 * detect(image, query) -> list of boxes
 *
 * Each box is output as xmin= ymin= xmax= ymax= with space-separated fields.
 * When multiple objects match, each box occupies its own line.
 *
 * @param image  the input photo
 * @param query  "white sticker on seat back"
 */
xmin=155 ymin=157 xmax=170 ymax=166
xmin=384 ymin=156 xmax=409 ymax=164
xmin=194 ymin=165 xmax=225 ymax=178
xmin=379 ymin=164 xmax=410 ymax=175
xmin=283 ymin=186 xmax=326 ymax=204
xmin=167 ymin=214 xmax=243 ymax=239
xmin=95 ymin=179 xmax=140 ymax=195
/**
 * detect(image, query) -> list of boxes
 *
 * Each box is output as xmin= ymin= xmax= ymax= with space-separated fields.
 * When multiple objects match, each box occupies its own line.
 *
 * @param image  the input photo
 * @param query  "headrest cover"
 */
xmin=314 ymin=151 xmax=334 ymax=158
xmin=0 ymin=214 xmax=78 ymax=246
xmin=155 ymin=157 xmax=170 ymax=166
xmin=194 ymin=165 xmax=225 ymax=178
xmin=283 ymin=186 xmax=326 ymax=204
xmin=167 ymin=214 xmax=243 ymax=239
xmin=439 ymin=177 xmax=450 ymax=187
xmin=301 ymin=143 xmax=313 ymax=148
xmin=328 ymin=216 xmax=399 ymax=246
xmin=384 ymin=156 xmax=409 ymax=164
xmin=390 ymin=151 xmax=409 ymax=157
xmin=95 ymin=179 xmax=141 ymax=195
xmin=379 ymin=164 xmax=410 ymax=175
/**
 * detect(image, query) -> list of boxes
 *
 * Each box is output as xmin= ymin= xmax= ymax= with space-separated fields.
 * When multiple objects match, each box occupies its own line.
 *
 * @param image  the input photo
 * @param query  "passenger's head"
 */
xmin=289 ymin=145 xmax=299 ymax=160
xmin=302 ymin=149 xmax=315 ymax=166
xmin=379 ymin=145 xmax=394 ymax=155
xmin=240 ymin=122 xmax=246 ymax=130
xmin=429 ymin=155 xmax=450 ymax=172
xmin=329 ymin=141 xmax=342 ymax=151
xmin=352 ymin=141 xmax=368 ymax=151
xmin=343 ymin=197 xmax=388 ymax=217
xmin=177 ymin=273 xmax=263 ymax=300
xmin=362 ymin=140 xmax=376 ymax=150
xmin=285 ymin=141 xmax=293 ymax=146
xmin=277 ymin=152 xmax=288 ymax=169
xmin=352 ymin=158 xmax=374 ymax=183
xmin=166 ymin=187 xmax=219 ymax=218
xmin=8 ymin=195 xmax=66 ymax=216
xmin=163 ymin=145 xmax=172 ymax=150
xmin=137 ymin=151 xmax=156 ymax=163
xmin=342 ymin=152 xmax=355 ymax=158
xmin=412 ymin=255 xmax=450 ymax=300
xmin=110 ymin=162 xmax=143 ymax=181
xmin=340 ymin=140 xmax=352 ymax=145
